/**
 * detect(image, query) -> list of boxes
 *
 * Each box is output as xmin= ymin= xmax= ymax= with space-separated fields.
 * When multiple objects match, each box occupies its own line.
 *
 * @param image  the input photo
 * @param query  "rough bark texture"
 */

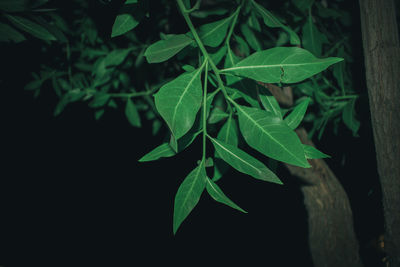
xmin=359 ymin=0 xmax=400 ymax=266
xmin=261 ymin=83 xmax=363 ymax=267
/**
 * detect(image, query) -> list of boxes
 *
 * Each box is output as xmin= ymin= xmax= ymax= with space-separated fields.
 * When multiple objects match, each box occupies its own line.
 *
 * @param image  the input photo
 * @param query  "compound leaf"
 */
xmin=155 ymin=68 xmax=203 ymax=140
xmin=173 ymin=161 xmax=207 ymax=234
xmin=206 ymin=178 xmax=247 ymax=213
xmin=222 ymin=47 xmax=343 ymax=84
xmin=235 ymin=104 xmax=310 ymax=168
xmin=210 ymin=137 xmax=282 ymax=184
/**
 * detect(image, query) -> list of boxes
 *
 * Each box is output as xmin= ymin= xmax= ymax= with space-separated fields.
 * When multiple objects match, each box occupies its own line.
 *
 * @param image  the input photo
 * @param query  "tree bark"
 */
xmin=359 ymin=0 xmax=400 ymax=265
xmin=260 ymin=83 xmax=363 ymax=267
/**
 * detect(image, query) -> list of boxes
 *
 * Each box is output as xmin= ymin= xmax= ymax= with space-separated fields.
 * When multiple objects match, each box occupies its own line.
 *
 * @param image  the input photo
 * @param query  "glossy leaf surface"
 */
xmin=173 ymin=161 xmax=207 ymax=234
xmin=206 ymin=178 xmax=247 ymax=212
xmin=222 ymin=47 xmax=343 ymax=84
xmin=155 ymin=68 xmax=203 ymax=140
xmin=139 ymin=143 xmax=176 ymax=162
xmin=145 ymin=34 xmax=194 ymax=63
xmin=210 ymin=137 xmax=282 ymax=184
xmin=235 ymin=104 xmax=310 ymax=167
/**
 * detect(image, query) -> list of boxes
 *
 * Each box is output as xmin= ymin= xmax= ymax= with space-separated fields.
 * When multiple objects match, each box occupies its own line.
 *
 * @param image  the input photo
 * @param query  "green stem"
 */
xmin=176 ymin=0 xmax=233 ymax=105
xmin=331 ymin=95 xmax=358 ymax=101
xmin=202 ymin=61 xmax=209 ymax=161
xmin=225 ymin=6 xmax=242 ymax=47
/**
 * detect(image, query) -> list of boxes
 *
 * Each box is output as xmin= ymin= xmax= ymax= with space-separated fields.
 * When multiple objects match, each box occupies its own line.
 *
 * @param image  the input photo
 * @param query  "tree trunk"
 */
xmin=260 ymin=83 xmax=363 ymax=267
xmin=359 ymin=0 xmax=400 ymax=265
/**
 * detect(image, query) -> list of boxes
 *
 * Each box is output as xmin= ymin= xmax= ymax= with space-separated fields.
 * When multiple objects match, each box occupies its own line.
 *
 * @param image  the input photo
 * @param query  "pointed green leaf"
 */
xmin=258 ymin=86 xmax=282 ymax=119
xmin=210 ymin=45 xmax=227 ymax=66
xmin=155 ymin=68 xmax=203 ymax=140
xmin=111 ymin=14 xmax=139 ymax=37
xmin=222 ymin=47 xmax=343 ymax=84
xmin=4 ymin=14 xmax=56 ymax=41
xmin=206 ymin=178 xmax=247 ymax=213
xmin=235 ymin=104 xmax=310 ymax=168
xmin=284 ymin=98 xmax=310 ymax=129
xmin=125 ymin=98 xmax=141 ymax=127
xmin=303 ymin=144 xmax=330 ymax=159
xmin=210 ymin=137 xmax=282 ymax=184
xmin=208 ymin=108 xmax=229 ymax=124
xmin=0 ymin=22 xmax=25 ymax=42
xmin=139 ymin=143 xmax=176 ymax=162
xmin=342 ymin=98 xmax=360 ymax=136
xmin=251 ymin=0 xmax=300 ymax=45
xmin=173 ymin=161 xmax=207 ymax=234
xmin=302 ymin=18 xmax=327 ymax=57
xmin=89 ymin=92 xmax=110 ymax=108
xmin=103 ymin=48 xmax=132 ymax=67
xmin=145 ymin=34 xmax=194 ymax=63
xmin=196 ymin=15 xmax=233 ymax=47
xmin=217 ymin=116 xmax=239 ymax=146
xmin=240 ymin=23 xmax=262 ymax=51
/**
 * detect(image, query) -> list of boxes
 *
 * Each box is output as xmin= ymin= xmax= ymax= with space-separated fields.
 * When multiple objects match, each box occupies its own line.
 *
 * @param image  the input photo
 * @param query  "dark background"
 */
xmin=0 ymin=1 xmax=384 ymax=266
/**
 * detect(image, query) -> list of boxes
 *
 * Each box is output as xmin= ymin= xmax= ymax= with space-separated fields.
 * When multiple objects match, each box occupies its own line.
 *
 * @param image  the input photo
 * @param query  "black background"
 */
xmin=0 ymin=1 xmax=384 ymax=266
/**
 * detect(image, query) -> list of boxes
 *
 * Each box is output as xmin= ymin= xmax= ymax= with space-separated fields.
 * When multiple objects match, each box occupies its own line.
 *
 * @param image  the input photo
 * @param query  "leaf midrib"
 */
xmin=236 ymin=105 xmax=306 ymax=166
xmin=147 ymin=37 xmax=193 ymax=57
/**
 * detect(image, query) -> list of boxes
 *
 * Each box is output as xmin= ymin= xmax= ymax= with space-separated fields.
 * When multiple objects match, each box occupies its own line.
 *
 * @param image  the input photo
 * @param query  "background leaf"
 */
xmin=125 ymin=98 xmax=141 ymax=127
xmin=5 ymin=14 xmax=56 ymax=41
xmin=139 ymin=143 xmax=176 ymax=162
xmin=145 ymin=34 xmax=194 ymax=63
xmin=342 ymin=98 xmax=360 ymax=136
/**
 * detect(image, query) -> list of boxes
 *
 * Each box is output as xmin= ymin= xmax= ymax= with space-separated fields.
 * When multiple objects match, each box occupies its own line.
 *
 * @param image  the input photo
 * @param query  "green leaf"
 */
xmin=240 ymin=23 xmax=262 ymax=51
xmin=111 ymin=8 xmax=140 ymax=38
xmin=195 ymin=14 xmax=234 ymax=47
xmin=217 ymin=116 xmax=239 ymax=146
xmin=258 ymin=86 xmax=282 ymax=119
xmin=125 ymin=0 xmax=138 ymax=3
xmin=222 ymin=47 xmax=343 ymax=84
xmin=206 ymin=178 xmax=247 ymax=213
xmin=210 ymin=45 xmax=227 ymax=66
xmin=251 ymin=0 xmax=300 ymax=45
xmin=0 ymin=22 xmax=26 ymax=42
xmin=155 ymin=67 xmax=203 ymax=140
xmin=173 ymin=161 xmax=207 ymax=234
xmin=89 ymin=92 xmax=110 ymax=108
xmin=4 ymin=14 xmax=56 ymax=41
xmin=210 ymin=137 xmax=282 ymax=184
xmin=302 ymin=18 xmax=327 ymax=57
xmin=332 ymin=46 xmax=346 ymax=92
xmin=208 ymin=108 xmax=229 ymax=124
xmin=103 ymin=48 xmax=132 ymax=67
xmin=303 ymin=144 xmax=330 ymax=159
xmin=284 ymin=98 xmax=310 ymax=129
xmin=235 ymin=104 xmax=310 ymax=168
xmin=342 ymin=99 xmax=360 ymax=136
xmin=292 ymin=0 xmax=315 ymax=12
xmin=139 ymin=143 xmax=176 ymax=162
xmin=145 ymin=34 xmax=194 ymax=63
xmin=125 ymin=98 xmax=141 ymax=127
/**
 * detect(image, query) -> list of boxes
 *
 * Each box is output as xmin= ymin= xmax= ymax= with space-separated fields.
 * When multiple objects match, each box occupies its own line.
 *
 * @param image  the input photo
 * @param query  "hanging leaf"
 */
xmin=302 ymin=18 xmax=328 ymax=57
xmin=196 ymin=14 xmax=234 ymax=47
xmin=251 ymin=0 xmax=300 ymax=45
xmin=240 ymin=23 xmax=262 ymax=51
xmin=303 ymin=144 xmax=330 ymax=159
xmin=206 ymin=178 xmax=247 ymax=213
xmin=210 ymin=137 xmax=282 ymax=184
xmin=173 ymin=161 xmax=207 ymax=234
xmin=208 ymin=108 xmax=229 ymax=124
xmin=258 ymin=85 xmax=282 ymax=119
xmin=222 ymin=47 xmax=343 ymax=84
xmin=139 ymin=143 xmax=176 ymax=162
xmin=4 ymin=14 xmax=56 ymax=41
xmin=284 ymin=98 xmax=311 ymax=129
xmin=125 ymin=98 xmax=141 ymax=127
xmin=342 ymin=98 xmax=360 ymax=136
xmin=155 ymin=67 xmax=203 ymax=140
xmin=234 ymin=104 xmax=310 ymax=168
xmin=217 ymin=116 xmax=239 ymax=146
xmin=0 ymin=22 xmax=25 ymax=43
xmin=145 ymin=34 xmax=194 ymax=63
